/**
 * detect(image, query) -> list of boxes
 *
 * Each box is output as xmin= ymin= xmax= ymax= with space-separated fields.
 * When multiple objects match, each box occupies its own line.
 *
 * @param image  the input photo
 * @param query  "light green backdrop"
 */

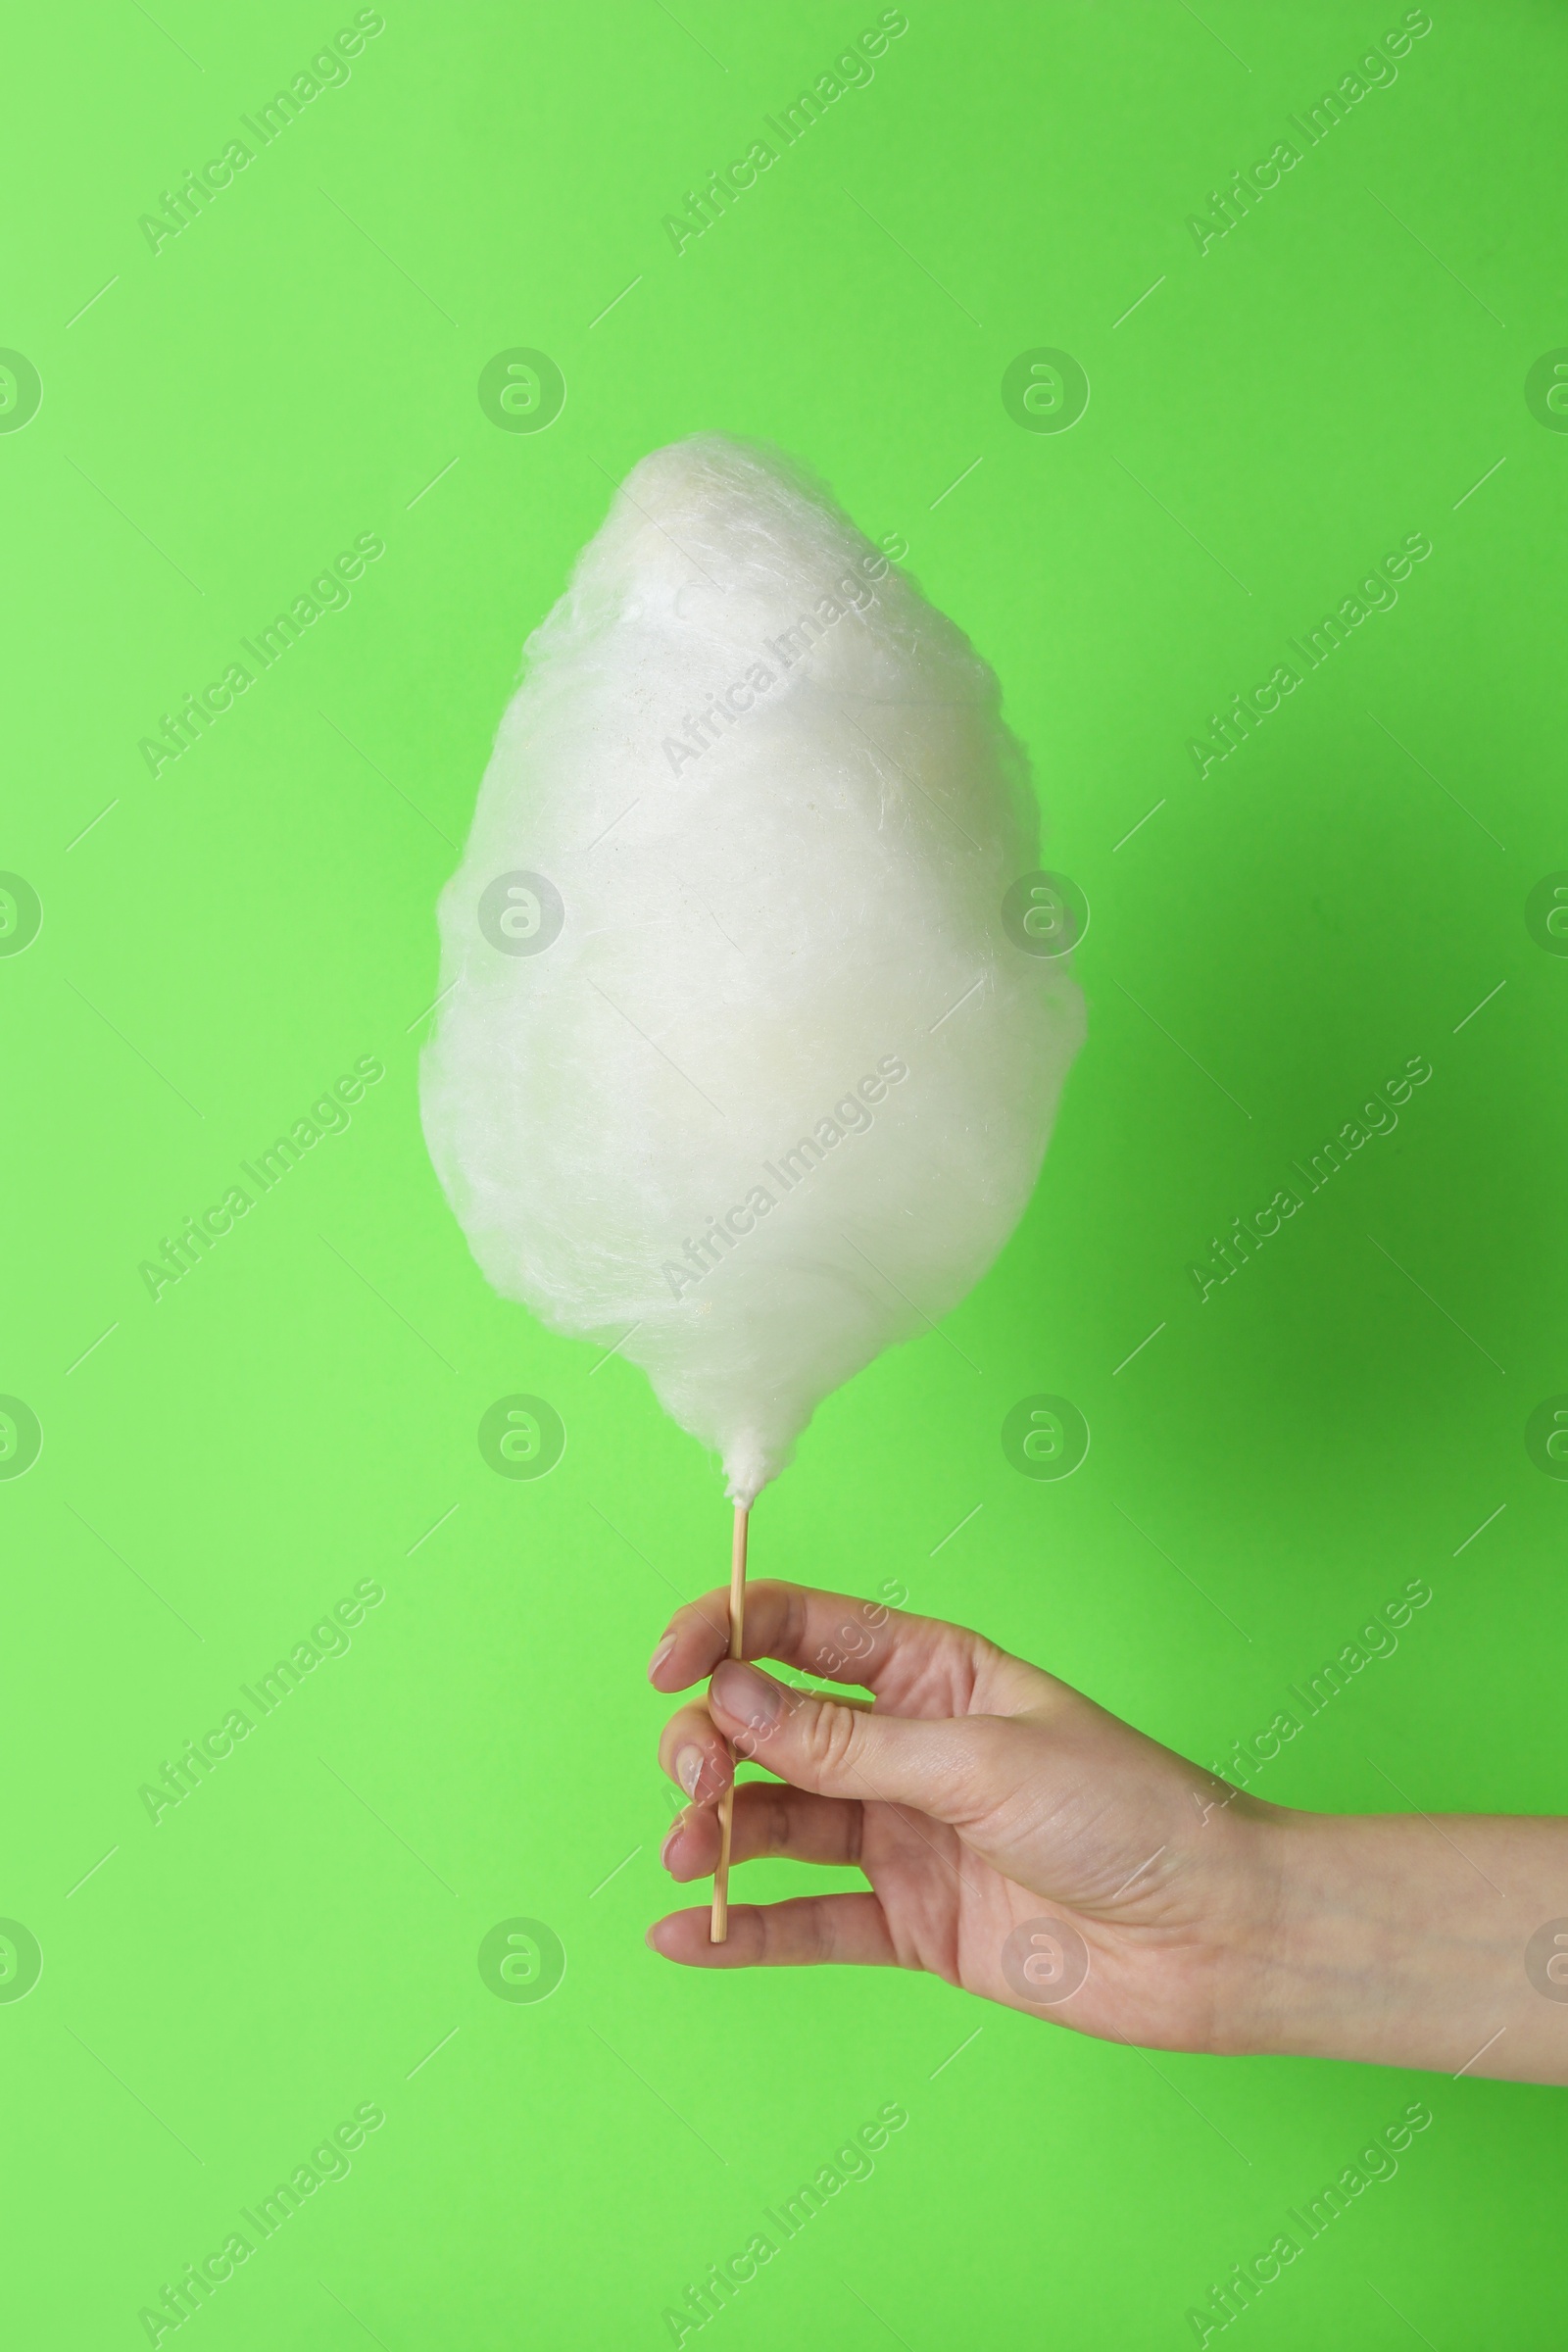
xmin=6 ymin=2 xmax=1567 ymax=2344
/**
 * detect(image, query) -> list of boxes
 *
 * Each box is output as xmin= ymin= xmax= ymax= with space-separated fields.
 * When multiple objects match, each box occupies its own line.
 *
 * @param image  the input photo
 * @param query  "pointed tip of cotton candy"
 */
xmin=421 ymin=432 xmax=1085 ymax=1499
xmin=722 ymin=1435 xmax=770 ymax=1511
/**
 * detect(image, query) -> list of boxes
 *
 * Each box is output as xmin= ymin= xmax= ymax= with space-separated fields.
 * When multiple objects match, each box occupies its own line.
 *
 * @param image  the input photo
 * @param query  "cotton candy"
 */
xmin=420 ymin=434 xmax=1084 ymax=1504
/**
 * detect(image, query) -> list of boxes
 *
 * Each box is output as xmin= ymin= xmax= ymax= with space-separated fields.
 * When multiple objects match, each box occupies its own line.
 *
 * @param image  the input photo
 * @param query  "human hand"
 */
xmin=646 ymin=1577 xmax=1281 ymax=2055
xmin=647 ymin=1579 xmax=1568 ymax=2083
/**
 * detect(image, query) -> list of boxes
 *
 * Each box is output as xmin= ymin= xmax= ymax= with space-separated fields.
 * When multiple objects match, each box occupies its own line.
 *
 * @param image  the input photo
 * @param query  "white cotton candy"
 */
xmin=419 ymin=434 xmax=1084 ymax=1504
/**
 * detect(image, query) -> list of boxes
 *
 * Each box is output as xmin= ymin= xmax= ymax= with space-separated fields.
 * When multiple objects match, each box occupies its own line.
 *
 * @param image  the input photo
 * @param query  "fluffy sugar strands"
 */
xmin=421 ymin=434 xmax=1084 ymax=1503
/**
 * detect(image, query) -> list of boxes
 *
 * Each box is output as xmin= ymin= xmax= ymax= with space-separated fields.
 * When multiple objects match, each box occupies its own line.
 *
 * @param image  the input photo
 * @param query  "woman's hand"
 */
xmin=647 ymin=1579 xmax=1568 ymax=2084
xmin=647 ymin=1577 xmax=1283 ymax=2056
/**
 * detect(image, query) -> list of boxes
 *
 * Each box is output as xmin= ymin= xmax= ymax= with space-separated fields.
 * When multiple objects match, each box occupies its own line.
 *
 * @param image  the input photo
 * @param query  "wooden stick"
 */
xmin=710 ymin=1502 xmax=749 ymax=1943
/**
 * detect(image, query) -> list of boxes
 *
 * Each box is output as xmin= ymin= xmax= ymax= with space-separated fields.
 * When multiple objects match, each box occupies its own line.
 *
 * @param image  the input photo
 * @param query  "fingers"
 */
xmin=662 ymin=1782 xmax=862 ymax=1883
xmin=705 ymin=1656 xmax=1013 ymax=1828
xmin=656 ymin=1689 xmax=877 ymax=1810
xmin=648 ymin=1577 xmax=1019 ymax=1716
xmin=656 ymin=1700 xmax=733 ymax=1805
xmin=648 ymin=1893 xmax=898 ymax=1970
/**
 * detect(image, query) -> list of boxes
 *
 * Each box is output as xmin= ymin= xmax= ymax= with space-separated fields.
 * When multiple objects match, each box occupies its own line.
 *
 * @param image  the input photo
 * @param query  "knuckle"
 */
xmin=775 ymin=1584 xmax=808 ymax=1659
xmin=801 ymin=1692 xmax=861 ymax=1782
xmin=762 ymin=1788 xmax=793 ymax=1857
xmin=944 ymin=1717 xmax=1017 ymax=1819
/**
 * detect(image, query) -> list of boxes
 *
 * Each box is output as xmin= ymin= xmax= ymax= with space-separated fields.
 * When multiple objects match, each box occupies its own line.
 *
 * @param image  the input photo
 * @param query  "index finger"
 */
xmin=647 ymin=1578 xmax=1022 ymax=1718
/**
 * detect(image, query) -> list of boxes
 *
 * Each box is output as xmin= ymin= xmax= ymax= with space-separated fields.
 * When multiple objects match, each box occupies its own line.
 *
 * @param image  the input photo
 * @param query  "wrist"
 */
xmin=1228 ymin=1803 xmax=1392 ymax=2062
xmin=1229 ymin=1801 xmax=1568 ymax=2082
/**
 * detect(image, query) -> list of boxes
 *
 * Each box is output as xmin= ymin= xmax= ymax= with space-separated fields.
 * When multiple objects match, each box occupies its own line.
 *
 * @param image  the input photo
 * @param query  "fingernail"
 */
xmin=647 ymin=1635 xmax=675 ymax=1682
xmin=675 ymin=1744 xmax=705 ymax=1795
xmin=711 ymin=1659 xmax=782 ymax=1728
xmin=660 ymin=1819 xmax=683 ymax=1870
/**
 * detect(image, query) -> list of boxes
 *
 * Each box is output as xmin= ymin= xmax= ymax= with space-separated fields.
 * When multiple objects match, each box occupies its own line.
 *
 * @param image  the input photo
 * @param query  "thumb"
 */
xmin=709 ymin=1658 xmax=1002 ymax=1824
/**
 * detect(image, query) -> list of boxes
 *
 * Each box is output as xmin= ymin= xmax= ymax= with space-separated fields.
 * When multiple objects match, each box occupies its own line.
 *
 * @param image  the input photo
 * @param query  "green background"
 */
xmin=6 ymin=0 xmax=1566 ymax=2342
